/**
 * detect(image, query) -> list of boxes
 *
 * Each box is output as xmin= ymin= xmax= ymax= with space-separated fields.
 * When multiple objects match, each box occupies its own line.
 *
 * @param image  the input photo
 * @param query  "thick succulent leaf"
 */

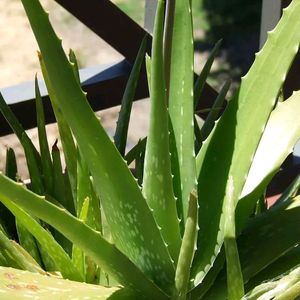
xmin=239 ymin=198 xmax=300 ymax=283
xmin=245 ymin=245 xmax=300 ymax=293
xmin=0 ymin=229 xmax=40 ymax=274
xmin=0 ymin=197 xmax=83 ymax=281
xmin=204 ymin=198 xmax=300 ymax=299
xmin=21 ymin=0 xmax=174 ymax=290
xmin=174 ymin=190 xmax=198 ymax=299
xmin=76 ymin=152 xmax=102 ymax=282
xmin=237 ymin=91 xmax=300 ymax=231
xmin=163 ymin=0 xmax=175 ymax=94
xmin=0 ymin=267 xmax=135 ymax=300
xmin=114 ymin=36 xmax=147 ymax=156
xmin=5 ymin=148 xmax=17 ymax=181
xmin=168 ymin=0 xmax=196 ymax=224
xmin=15 ymin=220 xmax=41 ymax=266
xmin=240 ymin=90 xmax=300 ymax=199
xmin=135 ymin=145 xmax=145 ymax=186
xmin=38 ymin=54 xmax=77 ymax=203
xmin=276 ymin=172 xmax=300 ymax=204
xmin=0 ymin=93 xmax=41 ymax=166
xmin=223 ymin=178 xmax=244 ymax=300
xmin=0 ymin=93 xmax=43 ymax=194
xmin=0 ymin=174 xmax=169 ymax=299
xmin=192 ymin=0 xmax=300 ymax=286
xmin=1 ymin=148 xmax=17 ymax=239
xmin=72 ymin=198 xmax=89 ymax=279
xmin=69 ymin=49 xmax=80 ymax=84
xmin=51 ymin=143 xmax=68 ymax=209
xmin=142 ymin=0 xmax=181 ymax=263
xmin=243 ymin=266 xmax=300 ymax=300
xmin=21 ymin=133 xmax=44 ymax=195
xmin=76 ymin=149 xmax=102 ymax=231
xmin=35 ymin=77 xmax=53 ymax=194
xmin=188 ymin=250 xmax=225 ymax=299
xmin=125 ymin=138 xmax=147 ymax=166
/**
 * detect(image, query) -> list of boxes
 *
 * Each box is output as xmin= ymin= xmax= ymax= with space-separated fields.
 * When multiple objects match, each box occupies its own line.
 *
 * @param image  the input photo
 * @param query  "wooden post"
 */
xmin=144 ymin=0 xmax=158 ymax=33
xmin=259 ymin=0 xmax=281 ymax=48
xmin=260 ymin=0 xmax=299 ymax=97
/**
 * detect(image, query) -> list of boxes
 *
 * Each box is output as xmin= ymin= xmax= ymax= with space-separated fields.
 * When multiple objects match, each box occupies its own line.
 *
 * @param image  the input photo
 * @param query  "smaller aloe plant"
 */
xmin=0 ymin=0 xmax=300 ymax=299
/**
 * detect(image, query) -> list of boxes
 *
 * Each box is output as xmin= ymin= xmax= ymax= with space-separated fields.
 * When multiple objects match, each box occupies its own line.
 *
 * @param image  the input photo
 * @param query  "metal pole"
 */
xmin=144 ymin=0 xmax=158 ymax=33
xmin=259 ymin=0 xmax=282 ymax=48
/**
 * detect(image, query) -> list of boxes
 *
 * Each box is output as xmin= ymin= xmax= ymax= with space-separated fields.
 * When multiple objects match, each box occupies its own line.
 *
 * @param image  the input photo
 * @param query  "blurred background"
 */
xmin=0 ymin=0 xmax=262 ymax=177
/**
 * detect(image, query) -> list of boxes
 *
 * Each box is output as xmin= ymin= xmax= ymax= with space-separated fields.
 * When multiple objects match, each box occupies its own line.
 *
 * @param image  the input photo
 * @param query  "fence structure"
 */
xmin=1 ymin=0 xmax=297 ymax=134
xmin=0 ymin=0 xmax=299 ymax=195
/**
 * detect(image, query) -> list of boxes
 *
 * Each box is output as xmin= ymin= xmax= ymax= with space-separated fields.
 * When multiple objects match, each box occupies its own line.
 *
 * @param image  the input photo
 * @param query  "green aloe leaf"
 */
xmin=125 ymin=137 xmax=147 ymax=166
xmin=0 ymin=174 xmax=168 ymax=299
xmin=145 ymin=53 xmax=152 ymax=90
xmin=276 ymin=173 xmax=300 ymax=204
xmin=0 ymin=93 xmax=43 ymax=195
xmin=76 ymin=151 xmax=102 ymax=282
xmin=200 ymin=80 xmax=230 ymax=141
xmin=142 ymin=0 xmax=181 ymax=263
xmin=5 ymin=148 xmax=17 ymax=182
xmin=15 ymin=220 xmax=41 ymax=266
xmin=0 ymin=229 xmax=40 ymax=274
xmin=174 ymin=190 xmax=198 ymax=300
xmin=168 ymin=0 xmax=196 ymax=225
xmin=76 ymin=149 xmax=102 ymax=231
xmin=1 ymin=148 xmax=17 ymax=239
xmin=9 ymin=241 xmax=45 ymax=274
xmin=38 ymin=54 xmax=77 ymax=204
xmin=51 ymin=142 xmax=67 ymax=208
xmin=0 ymin=266 xmax=134 ymax=300
xmin=72 ymin=198 xmax=90 ymax=279
xmin=245 ymin=245 xmax=300 ymax=293
xmin=0 ymin=93 xmax=41 ymax=166
xmin=192 ymin=0 xmax=300 ymax=286
xmin=69 ymin=49 xmax=80 ymax=84
xmin=204 ymin=198 xmax=300 ymax=299
xmin=0 ymin=197 xmax=83 ymax=281
xmin=22 ymin=0 xmax=174 ymax=290
xmin=194 ymin=39 xmax=222 ymax=108
xmin=21 ymin=133 xmax=44 ymax=195
xmin=244 ymin=266 xmax=300 ymax=300
xmin=114 ymin=36 xmax=147 ymax=156
xmin=237 ymin=90 xmax=300 ymax=231
xmin=35 ymin=77 xmax=53 ymax=194
xmin=223 ymin=178 xmax=244 ymax=300
xmin=239 ymin=198 xmax=300 ymax=283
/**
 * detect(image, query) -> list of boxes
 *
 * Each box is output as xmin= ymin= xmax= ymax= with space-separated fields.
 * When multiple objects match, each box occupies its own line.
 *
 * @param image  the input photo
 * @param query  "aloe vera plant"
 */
xmin=0 ymin=0 xmax=300 ymax=299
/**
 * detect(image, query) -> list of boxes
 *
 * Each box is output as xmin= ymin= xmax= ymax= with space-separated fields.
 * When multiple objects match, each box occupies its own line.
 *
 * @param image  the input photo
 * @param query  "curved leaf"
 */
xmin=0 ymin=173 xmax=169 ymax=299
xmin=192 ymin=0 xmax=300 ymax=286
xmin=21 ymin=0 xmax=174 ymax=291
xmin=0 ymin=266 xmax=133 ymax=300
xmin=237 ymin=90 xmax=300 ymax=231
xmin=142 ymin=0 xmax=181 ymax=263
xmin=168 ymin=0 xmax=196 ymax=224
xmin=0 ymin=198 xmax=83 ymax=281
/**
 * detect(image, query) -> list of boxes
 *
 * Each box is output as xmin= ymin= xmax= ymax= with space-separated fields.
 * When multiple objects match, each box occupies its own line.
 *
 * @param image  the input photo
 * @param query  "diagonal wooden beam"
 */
xmin=53 ymin=0 xmax=219 ymax=111
xmin=54 ymin=0 xmax=151 ymax=63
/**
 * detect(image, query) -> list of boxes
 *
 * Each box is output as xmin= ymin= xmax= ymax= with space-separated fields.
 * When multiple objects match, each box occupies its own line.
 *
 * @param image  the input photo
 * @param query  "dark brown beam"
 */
xmin=53 ymin=0 xmax=219 ymax=112
xmin=0 ymin=61 xmax=137 ymax=135
xmin=54 ymin=0 xmax=151 ymax=63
